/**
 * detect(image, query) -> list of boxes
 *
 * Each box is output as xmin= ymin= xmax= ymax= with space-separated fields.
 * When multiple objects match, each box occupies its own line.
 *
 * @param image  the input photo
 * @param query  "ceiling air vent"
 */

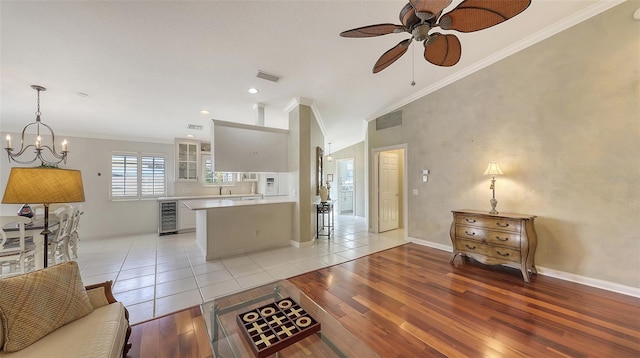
xmin=375 ymin=110 xmax=402 ymax=130
xmin=256 ymin=71 xmax=281 ymax=83
xmin=188 ymin=124 xmax=203 ymax=130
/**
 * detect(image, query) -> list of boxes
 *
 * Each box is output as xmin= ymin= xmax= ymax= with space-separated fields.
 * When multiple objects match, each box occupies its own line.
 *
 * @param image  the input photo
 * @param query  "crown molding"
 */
xmin=283 ymin=96 xmax=313 ymax=112
xmin=284 ymin=97 xmax=327 ymax=138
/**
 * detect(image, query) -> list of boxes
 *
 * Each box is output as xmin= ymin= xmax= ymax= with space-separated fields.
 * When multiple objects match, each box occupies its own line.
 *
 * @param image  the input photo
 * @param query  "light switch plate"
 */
xmin=412 ymin=189 xmax=419 ymax=195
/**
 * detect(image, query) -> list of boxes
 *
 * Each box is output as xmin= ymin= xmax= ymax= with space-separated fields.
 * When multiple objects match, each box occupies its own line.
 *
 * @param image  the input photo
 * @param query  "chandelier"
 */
xmin=4 ymin=85 xmax=68 ymax=165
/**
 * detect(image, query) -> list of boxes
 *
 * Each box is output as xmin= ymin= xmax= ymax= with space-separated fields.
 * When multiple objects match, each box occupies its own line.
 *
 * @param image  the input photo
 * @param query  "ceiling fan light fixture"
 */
xmin=412 ymin=24 xmax=431 ymax=42
xmin=439 ymin=15 xmax=452 ymax=30
xmin=414 ymin=11 xmax=435 ymax=22
xmin=400 ymin=3 xmax=420 ymax=29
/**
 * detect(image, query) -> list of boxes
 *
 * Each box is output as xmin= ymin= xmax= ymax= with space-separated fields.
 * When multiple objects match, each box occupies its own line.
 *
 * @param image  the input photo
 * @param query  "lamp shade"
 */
xmin=483 ymin=161 xmax=504 ymax=176
xmin=2 ymin=167 xmax=85 ymax=204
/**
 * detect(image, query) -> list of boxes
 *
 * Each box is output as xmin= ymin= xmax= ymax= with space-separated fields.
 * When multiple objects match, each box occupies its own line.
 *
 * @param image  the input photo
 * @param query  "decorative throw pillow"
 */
xmin=0 ymin=261 xmax=94 ymax=352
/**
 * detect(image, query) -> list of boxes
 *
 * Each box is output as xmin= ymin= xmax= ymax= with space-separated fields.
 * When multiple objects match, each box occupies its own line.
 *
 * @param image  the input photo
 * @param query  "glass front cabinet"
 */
xmin=176 ymin=141 xmax=200 ymax=181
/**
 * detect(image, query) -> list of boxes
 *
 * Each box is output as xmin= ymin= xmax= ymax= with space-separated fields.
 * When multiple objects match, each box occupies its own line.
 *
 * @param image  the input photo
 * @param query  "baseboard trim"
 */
xmin=407 ymin=237 xmax=640 ymax=298
xmin=408 ymin=237 xmax=452 ymax=253
xmin=290 ymin=239 xmax=314 ymax=248
xmin=535 ymin=266 xmax=640 ymax=298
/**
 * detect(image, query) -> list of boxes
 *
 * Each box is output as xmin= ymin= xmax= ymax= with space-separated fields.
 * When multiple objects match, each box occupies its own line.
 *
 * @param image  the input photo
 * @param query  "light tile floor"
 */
xmin=77 ymin=215 xmax=406 ymax=324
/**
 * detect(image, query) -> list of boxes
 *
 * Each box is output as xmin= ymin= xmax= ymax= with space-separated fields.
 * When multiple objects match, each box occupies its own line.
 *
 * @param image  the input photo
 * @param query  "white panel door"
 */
xmin=378 ymin=151 xmax=399 ymax=232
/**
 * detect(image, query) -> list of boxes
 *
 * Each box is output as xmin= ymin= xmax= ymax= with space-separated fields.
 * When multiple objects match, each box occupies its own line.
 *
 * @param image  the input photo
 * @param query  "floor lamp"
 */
xmin=2 ymin=167 xmax=85 ymax=267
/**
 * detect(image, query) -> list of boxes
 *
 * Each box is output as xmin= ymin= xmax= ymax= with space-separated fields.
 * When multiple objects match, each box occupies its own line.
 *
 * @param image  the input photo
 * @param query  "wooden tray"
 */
xmin=236 ymin=297 xmax=321 ymax=357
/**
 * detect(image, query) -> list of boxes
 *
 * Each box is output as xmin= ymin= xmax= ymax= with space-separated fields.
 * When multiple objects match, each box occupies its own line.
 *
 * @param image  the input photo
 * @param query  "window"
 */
xmin=202 ymin=154 xmax=235 ymax=186
xmin=111 ymin=153 xmax=166 ymax=199
xmin=141 ymin=156 xmax=166 ymax=196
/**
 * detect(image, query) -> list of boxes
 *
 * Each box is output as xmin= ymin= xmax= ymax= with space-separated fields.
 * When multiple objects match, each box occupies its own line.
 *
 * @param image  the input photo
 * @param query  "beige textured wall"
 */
xmin=323 ymin=141 xmax=366 ymax=217
xmin=308 ymin=108 xmax=324 ymax=241
xmin=288 ymin=108 xmax=301 ymax=243
xmin=367 ymin=1 xmax=640 ymax=287
xmin=288 ymin=104 xmax=324 ymax=243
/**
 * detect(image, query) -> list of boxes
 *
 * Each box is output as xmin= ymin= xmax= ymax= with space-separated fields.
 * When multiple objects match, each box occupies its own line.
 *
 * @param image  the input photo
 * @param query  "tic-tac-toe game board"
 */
xmin=236 ymin=297 xmax=321 ymax=357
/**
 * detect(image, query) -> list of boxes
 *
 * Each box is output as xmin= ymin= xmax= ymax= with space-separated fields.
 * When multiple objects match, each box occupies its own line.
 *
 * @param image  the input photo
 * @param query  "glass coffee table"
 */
xmin=201 ymin=280 xmax=379 ymax=358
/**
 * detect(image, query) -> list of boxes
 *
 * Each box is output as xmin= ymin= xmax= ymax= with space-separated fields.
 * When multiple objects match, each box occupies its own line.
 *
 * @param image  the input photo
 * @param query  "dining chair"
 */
xmin=48 ymin=207 xmax=74 ymax=265
xmin=0 ymin=216 xmax=37 ymax=277
xmin=67 ymin=206 xmax=82 ymax=259
xmin=30 ymin=203 xmax=73 ymax=219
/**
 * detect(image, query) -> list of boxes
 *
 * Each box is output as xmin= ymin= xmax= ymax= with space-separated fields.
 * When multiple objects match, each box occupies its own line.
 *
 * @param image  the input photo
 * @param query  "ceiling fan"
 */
xmin=340 ymin=0 xmax=531 ymax=73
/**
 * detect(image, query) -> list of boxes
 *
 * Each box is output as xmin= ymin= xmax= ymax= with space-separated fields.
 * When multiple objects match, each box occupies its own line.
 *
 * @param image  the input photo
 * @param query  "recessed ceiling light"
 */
xmin=248 ymin=88 xmax=258 ymax=94
xmin=186 ymin=134 xmax=194 ymax=138
xmin=200 ymin=110 xmax=210 ymax=115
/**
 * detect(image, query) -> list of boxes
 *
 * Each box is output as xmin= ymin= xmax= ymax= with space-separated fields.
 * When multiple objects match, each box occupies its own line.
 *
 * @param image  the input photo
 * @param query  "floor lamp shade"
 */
xmin=2 ymin=167 xmax=85 ymax=204
xmin=2 ymin=167 xmax=85 ymax=268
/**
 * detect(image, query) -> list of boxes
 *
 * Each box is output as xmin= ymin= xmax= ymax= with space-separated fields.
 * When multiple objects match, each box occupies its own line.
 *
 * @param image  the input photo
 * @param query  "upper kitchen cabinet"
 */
xmin=211 ymin=120 xmax=289 ymax=172
xmin=238 ymin=173 xmax=259 ymax=181
xmin=176 ymin=139 xmax=200 ymax=181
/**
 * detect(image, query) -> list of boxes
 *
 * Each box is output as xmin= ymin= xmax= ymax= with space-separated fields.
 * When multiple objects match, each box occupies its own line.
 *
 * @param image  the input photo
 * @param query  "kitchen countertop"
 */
xmin=157 ymin=194 xmax=262 ymax=201
xmin=182 ymin=197 xmax=295 ymax=210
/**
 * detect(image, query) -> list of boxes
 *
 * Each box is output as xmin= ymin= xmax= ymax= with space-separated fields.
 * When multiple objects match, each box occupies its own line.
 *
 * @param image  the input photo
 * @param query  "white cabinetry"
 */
xmin=176 ymin=140 xmax=200 ymax=181
xmin=238 ymin=173 xmax=258 ymax=181
xmin=339 ymin=191 xmax=353 ymax=213
xmin=178 ymin=200 xmax=196 ymax=231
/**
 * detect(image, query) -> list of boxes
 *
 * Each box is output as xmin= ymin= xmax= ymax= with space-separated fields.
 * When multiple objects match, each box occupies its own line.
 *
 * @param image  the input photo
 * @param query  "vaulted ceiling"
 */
xmin=1 ymin=1 xmax=619 ymax=151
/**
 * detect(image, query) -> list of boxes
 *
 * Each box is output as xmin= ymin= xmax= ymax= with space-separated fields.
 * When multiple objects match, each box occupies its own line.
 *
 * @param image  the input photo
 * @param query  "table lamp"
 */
xmin=483 ymin=161 xmax=503 ymax=215
xmin=2 ymin=167 xmax=85 ymax=267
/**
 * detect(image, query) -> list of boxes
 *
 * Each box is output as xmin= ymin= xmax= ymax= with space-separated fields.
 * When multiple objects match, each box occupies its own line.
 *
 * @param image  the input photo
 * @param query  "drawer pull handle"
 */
xmin=465 ymin=244 xmax=476 ymax=250
xmin=496 ymin=251 xmax=510 ymax=257
xmin=495 ymin=236 xmax=508 ymax=241
xmin=464 ymin=231 xmax=476 ymax=236
xmin=496 ymin=222 xmax=510 ymax=228
xmin=465 ymin=218 xmax=476 ymax=223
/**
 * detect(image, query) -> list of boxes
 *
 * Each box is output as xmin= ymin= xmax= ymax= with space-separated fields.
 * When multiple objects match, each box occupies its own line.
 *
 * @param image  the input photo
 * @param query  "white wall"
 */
xmin=0 ymin=134 xmax=175 ymax=239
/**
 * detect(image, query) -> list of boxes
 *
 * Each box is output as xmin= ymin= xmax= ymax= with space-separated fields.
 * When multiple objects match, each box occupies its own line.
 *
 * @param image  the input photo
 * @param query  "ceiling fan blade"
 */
xmin=399 ymin=3 xmax=420 ymax=29
xmin=340 ymin=24 xmax=405 ymax=38
xmin=409 ymin=0 xmax=452 ymax=21
xmin=373 ymin=39 xmax=412 ymax=73
xmin=439 ymin=0 xmax=531 ymax=33
xmin=423 ymin=33 xmax=461 ymax=67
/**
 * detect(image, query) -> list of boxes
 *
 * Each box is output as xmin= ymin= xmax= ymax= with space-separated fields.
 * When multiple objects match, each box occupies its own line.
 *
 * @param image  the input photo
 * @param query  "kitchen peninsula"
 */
xmin=182 ymin=197 xmax=295 ymax=260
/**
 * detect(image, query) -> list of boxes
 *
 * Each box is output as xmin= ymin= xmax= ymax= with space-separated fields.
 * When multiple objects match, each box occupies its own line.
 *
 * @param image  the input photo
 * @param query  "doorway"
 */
xmin=337 ymin=158 xmax=355 ymax=215
xmin=371 ymin=146 xmax=406 ymax=234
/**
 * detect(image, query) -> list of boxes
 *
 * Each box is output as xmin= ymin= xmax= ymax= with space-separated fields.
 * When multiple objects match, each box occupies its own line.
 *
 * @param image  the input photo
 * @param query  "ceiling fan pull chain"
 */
xmin=411 ymin=41 xmax=416 ymax=86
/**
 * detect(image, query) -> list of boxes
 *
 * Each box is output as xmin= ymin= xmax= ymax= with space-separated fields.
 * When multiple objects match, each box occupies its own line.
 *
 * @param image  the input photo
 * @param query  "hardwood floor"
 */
xmin=127 ymin=243 xmax=640 ymax=357
xmin=289 ymin=243 xmax=640 ymax=357
xmin=127 ymin=306 xmax=213 ymax=358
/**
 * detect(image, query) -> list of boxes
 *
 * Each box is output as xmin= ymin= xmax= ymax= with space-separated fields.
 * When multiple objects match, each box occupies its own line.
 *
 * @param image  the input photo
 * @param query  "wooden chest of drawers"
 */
xmin=450 ymin=210 xmax=538 ymax=282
